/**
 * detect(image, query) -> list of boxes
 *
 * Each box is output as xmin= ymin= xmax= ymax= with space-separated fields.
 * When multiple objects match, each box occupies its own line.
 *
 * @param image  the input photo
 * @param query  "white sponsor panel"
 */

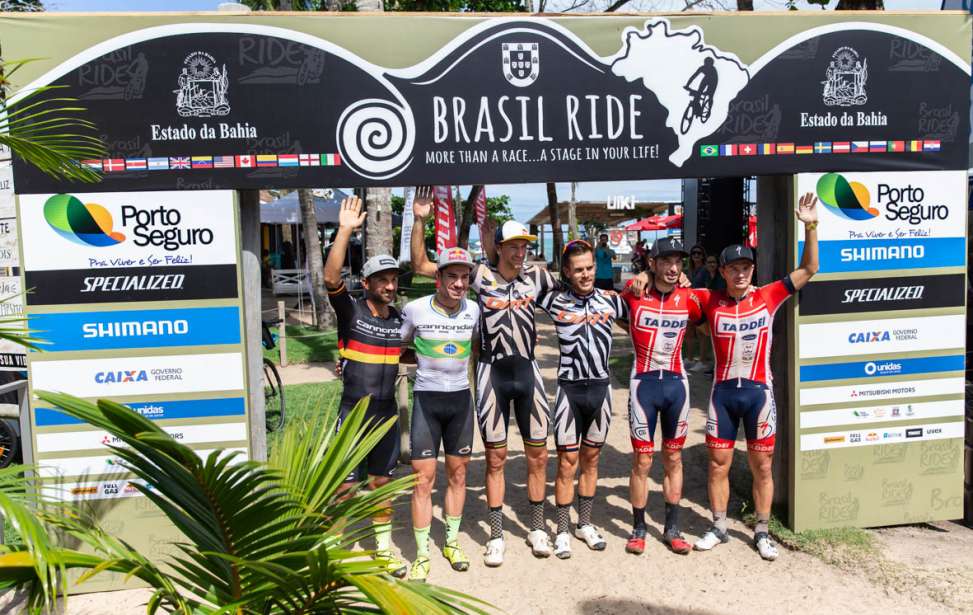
xmin=800 ymin=376 xmax=965 ymax=406
xmin=36 ymin=421 xmax=248 ymax=454
xmin=39 ymin=447 xmax=247 ymax=479
xmin=0 ymin=166 xmax=14 ymax=217
xmin=800 ymin=421 xmax=963 ymax=451
xmin=796 ymin=170 xmax=967 ymax=242
xmin=42 ymin=478 xmax=151 ymax=502
xmin=18 ymin=190 xmax=237 ymax=272
xmin=30 ymin=352 xmax=244 ymax=398
xmin=799 ymin=398 xmax=964 ymax=429
xmin=798 ymin=314 xmax=964 ymax=359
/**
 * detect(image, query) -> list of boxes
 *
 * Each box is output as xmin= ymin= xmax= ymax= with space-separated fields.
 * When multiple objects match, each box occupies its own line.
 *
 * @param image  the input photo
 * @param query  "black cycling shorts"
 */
xmin=475 ymin=356 xmax=550 ymax=448
xmin=410 ymin=389 xmax=475 ymax=460
xmin=338 ymin=396 xmax=400 ymax=482
xmin=629 ymin=371 xmax=690 ymax=453
xmin=553 ymin=379 xmax=612 ymax=451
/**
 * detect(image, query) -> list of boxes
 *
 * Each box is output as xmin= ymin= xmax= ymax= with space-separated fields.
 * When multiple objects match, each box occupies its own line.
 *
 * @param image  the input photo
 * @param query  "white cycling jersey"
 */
xmin=401 ymin=295 xmax=479 ymax=392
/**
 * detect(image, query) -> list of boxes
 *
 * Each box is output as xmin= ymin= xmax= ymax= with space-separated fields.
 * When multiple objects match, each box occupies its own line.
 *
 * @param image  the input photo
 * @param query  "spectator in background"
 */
xmin=594 ymin=233 xmax=616 ymax=291
xmin=691 ymin=254 xmax=724 ymax=373
xmin=683 ymin=244 xmax=707 ymax=371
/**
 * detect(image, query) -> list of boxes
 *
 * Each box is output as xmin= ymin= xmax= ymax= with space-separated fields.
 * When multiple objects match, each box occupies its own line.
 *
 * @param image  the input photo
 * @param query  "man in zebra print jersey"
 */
xmin=536 ymin=240 xmax=629 ymax=560
xmin=411 ymin=194 xmax=555 ymax=566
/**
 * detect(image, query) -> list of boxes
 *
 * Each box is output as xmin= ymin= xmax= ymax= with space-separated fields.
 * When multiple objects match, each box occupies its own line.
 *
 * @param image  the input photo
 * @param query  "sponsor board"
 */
xmin=18 ymin=190 xmax=237 ymax=272
xmin=799 ymin=354 xmax=965 ymax=382
xmin=0 ymin=277 xmax=26 ymax=370
xmin=799 ymin=376 xmax=965 ymax=406
xmin=30 ymin=352 xmax=245 ymax=398
xmin=25 ymin=264 xmax=239 ymax=306
xmin=36 ymin=421 xmax=247 ymax=454
xmin=42 ymin=478 xmax=153 ymax=502
xmin=0 ymin=167 xmax=17 ymax=268
xmin=796 ymin=170 xmax=966 ymax=274
xmin=800 ymin=421 xmax=963 ymax=451
xmin=34 ymin=397 xmax=246 ymax=426
xmin=798 ymin=314 xmax=964 ymax=359
xmin=29 ymin=306 xmax=241 ymax=352
xmin=798 ymin=274 xmax=966 ymax=316
xmin=39 ymin=447 xmax=247 ymax=479
xmin=799 ymin=398 xmax=964 ymax=429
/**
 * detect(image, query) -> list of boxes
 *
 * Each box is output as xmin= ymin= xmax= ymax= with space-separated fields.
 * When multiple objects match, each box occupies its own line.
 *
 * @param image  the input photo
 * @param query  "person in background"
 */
xmin=594 ymin=233 xmax=616 ymax=291
xmin=683 ymin=244 xmax=707 ymax=371
xmin=691 ymin=254 xmax=724 ymax=372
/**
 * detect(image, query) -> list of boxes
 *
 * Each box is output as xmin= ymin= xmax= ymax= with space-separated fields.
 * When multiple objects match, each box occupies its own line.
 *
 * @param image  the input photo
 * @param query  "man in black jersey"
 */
xmin=323 ymin=195 xmax=406 ymax=577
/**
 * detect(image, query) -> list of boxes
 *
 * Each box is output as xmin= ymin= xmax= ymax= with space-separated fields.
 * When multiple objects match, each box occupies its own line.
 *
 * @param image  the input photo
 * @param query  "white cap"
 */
xmin=494 ymin=220 xmax=537 ymax=244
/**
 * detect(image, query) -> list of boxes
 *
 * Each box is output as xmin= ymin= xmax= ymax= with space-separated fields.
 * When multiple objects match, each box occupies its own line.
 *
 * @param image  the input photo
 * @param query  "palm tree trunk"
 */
xmin=298 ymin=189 xmax=333 ymax=330
xmin=546 ymin=182 xmax=562 ymax=268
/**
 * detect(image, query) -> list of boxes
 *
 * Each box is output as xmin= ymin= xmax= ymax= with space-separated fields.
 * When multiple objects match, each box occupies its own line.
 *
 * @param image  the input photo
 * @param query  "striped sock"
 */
xmin=414 ymin=526 xmax=430 ymax=557
xmin=489 ymin=506 xmax=503 ymax=541
xmin=445 ymin=515 xmax=462 ymax=545
xmin=556 ymin=504 xmax=571 ymax=535
xmin=578 ymin=495 xmax=594 ymax=528
xmin=529 ymin=499 xmax=545 ymax=532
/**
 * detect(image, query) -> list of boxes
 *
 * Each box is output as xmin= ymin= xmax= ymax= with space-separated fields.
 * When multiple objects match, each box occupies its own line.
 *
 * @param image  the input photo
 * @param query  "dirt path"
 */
xmin=7 ymin=319 xmax=973 ymax=614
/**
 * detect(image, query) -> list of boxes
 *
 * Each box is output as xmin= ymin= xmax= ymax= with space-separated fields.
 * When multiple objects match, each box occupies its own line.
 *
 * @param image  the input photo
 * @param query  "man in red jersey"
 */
xmin=621 ymin=237 xmax=703 ymax=556
xmin=691 ymin=192 xmax=819 ymax=561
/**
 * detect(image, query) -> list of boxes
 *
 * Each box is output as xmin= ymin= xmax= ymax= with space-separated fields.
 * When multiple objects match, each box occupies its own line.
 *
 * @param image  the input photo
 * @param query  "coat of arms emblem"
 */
xmin=502 ymin=42 xmax=539 ymax=87
xmin=822 ymin=46 xmax=868 ymax=107
xmin=175 ymin=51 xmax=230 ymax=117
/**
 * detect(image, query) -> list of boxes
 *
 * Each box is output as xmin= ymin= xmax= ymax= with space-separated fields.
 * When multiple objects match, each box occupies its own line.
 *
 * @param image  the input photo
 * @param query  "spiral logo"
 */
xmin=337 ymin=98 xmax=415 ymax=180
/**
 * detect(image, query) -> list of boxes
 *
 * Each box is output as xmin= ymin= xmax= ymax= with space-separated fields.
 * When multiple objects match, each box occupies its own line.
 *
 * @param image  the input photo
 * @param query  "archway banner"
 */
xmin=2 ymin=12 xmax=969 ymax=193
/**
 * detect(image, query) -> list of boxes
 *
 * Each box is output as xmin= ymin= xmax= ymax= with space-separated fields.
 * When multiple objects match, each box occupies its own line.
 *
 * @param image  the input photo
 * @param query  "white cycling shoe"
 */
xmin=526 ymin=529 xmax=552 ymax=558
xmin=484 ymin=537 xmax=505 ymax=567
xmin=574 ymin=524 xmax=607 ymax=551
xmin=754 ymin=532 xmax=779 ymax=561
xmin=554 ymin=532 xmax=572 ymax=559
xmin=694 ymin=527 xmax=729 ymax=551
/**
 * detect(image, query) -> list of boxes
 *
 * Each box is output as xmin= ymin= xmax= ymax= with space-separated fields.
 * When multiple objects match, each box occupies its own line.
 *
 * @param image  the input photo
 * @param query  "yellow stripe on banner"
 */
xmin=339 ymin=348 xmax=400 ymax=365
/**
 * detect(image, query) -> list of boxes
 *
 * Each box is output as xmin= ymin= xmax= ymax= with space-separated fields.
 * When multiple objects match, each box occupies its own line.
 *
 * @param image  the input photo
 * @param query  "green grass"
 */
xmin=608 ymin=353 xmax=633 ymax=387
xmin=264 ymin=326 xmax=339 ymax=365
xmin=400 ymin=275 xmax=437 ymax=299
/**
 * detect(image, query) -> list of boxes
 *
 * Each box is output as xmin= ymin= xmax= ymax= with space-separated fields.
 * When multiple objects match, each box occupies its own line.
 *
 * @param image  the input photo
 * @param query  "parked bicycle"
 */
xmin=262 ymin=320 xmax=285 ymax=433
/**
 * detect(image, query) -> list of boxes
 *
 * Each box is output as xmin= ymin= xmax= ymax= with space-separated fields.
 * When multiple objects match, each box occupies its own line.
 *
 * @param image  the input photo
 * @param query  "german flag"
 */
xmin=338 ymin=340 xmax=400 ymax=365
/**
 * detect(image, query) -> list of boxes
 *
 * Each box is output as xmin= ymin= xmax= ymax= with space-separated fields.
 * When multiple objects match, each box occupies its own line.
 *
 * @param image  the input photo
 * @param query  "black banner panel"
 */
xmin=798 ymin=274 xmax=966 ymax=316
xmin=9 ymin=19 xmax=970 ymax=193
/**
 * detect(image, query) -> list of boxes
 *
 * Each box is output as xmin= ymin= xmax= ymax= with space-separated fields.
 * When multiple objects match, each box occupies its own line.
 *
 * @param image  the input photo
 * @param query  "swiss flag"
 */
xmin=236 ymin=155 xmax=254 ymax=168
xmin=738 ymin=143 xmax=757 ymax=156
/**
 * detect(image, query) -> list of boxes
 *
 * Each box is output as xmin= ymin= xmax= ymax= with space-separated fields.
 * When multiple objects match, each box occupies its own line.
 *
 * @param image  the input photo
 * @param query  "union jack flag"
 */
xmin=169 ymin=157 xmax=191 ymax=169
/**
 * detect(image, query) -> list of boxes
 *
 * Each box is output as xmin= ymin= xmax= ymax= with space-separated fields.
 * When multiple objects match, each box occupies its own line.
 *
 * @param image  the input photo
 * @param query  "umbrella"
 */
xmin=625 ymin=218 xmax=665 ymax=231
xmin=260 ymin=188 xmax=349 ymax=225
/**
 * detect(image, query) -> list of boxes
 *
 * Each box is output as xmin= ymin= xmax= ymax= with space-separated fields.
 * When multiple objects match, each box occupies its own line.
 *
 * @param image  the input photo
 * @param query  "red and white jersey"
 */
xmin=623 ymin=284 xmax=703 ymax=375
xmin=696 ymin=278 xmax=796 ymax=385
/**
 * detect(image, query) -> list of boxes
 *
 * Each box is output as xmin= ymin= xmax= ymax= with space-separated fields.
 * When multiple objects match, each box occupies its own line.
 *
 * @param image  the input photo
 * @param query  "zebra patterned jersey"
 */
xmin=471 ymin=262 xmax=555 ymax=363
xmin=537 ymin=287 xmax=628 ymax=382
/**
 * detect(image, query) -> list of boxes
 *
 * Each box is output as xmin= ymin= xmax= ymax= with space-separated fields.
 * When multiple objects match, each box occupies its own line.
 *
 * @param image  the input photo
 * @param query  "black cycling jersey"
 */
xmin=327 ymin=281 xmax=401 ymax=402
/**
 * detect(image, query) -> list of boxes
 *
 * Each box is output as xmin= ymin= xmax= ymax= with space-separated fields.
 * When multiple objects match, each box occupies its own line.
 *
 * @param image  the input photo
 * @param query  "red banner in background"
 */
xmin=433 ymin=185 xmax=457 ymax=251
xmin=747 ymin=215 xmax=758 ymax=248
xmin=474 ymin=186 xmax=487 ymax=226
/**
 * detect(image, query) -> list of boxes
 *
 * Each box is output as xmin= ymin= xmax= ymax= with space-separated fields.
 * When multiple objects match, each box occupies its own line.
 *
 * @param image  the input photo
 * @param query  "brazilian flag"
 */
xmin=415 ymin=337 xmax=470 ymax=359
xmin=700 ymin=144 xmax=719 ymax=157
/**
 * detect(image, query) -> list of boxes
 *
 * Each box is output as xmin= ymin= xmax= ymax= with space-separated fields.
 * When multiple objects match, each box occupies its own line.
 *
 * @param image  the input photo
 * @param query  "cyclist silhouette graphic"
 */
xmin=681 ymin=56 xmax=719 ymax=134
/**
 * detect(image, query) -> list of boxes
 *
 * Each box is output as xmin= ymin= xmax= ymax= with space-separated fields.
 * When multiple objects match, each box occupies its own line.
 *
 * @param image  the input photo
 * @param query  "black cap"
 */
xmin=719 ymin=244 xmax=755 ymax=266
xmin=650 ymin=237 xmax=689 ymax=259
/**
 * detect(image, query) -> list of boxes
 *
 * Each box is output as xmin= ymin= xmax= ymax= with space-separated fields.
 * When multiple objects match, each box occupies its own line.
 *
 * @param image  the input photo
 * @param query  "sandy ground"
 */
xmin=5 ymin=319 xmax=973 ymax=614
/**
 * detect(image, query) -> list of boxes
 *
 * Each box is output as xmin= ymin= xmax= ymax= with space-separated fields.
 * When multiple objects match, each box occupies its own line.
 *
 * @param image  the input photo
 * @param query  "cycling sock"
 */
xmin=713 ymin=510 xmax=728 ymax=534
xmin=413 ymin=526 xmax=430 ymax=557
xmin=755 ymin=512 xmax=770 ymax=536
xmin=445 ymin=515 xmax=462 ymax=545
xmin=489 ymin=506 xmax=503 ymax=541
xmin=556 ymin=504 xmax=571 ymax=535
xmin=577 ymin=495 xmax=594 ymax=528
xmin=664 ymin=502 xmax=680 ymax=536
xmin=632 ymin=506 xmax=647 ymax=532
xmin=374 ymin=521 xmax=392 ymax=552
xmin=529 ymin=499 xmax=545 ymax=532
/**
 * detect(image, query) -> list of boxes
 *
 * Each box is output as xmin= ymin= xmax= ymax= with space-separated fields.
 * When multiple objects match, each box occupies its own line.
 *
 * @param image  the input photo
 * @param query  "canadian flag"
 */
xmin=474 ymin=186 xmax=487 ymax=226
xmin=433 ymin=185 xmax=457 ymax=251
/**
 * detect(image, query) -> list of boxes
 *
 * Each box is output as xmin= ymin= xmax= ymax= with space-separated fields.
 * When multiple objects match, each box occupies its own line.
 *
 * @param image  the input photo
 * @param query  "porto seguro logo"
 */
xmin=44 ymin=194 xmax=126 ymax=247
xmin=816 ymin=173 xmax=878 ymax=221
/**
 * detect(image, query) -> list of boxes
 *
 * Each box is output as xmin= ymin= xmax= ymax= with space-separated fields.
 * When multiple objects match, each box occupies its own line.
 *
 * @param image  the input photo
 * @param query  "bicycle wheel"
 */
xmin=263 ymin=358 xmax=285 ymax=433
xmin=680 ymin=101 xmax=695 ymax=135
xmin=0 ymin=419 xmax=18 ymax=469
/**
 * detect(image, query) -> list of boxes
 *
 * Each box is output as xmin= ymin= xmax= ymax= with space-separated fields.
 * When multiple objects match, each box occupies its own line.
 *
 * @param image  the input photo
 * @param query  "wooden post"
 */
xmin=277 ymin=300 xmax=287 ymax=368
xmin=397 ymin=364 xmax=413 ymax=463
xmin=239 ymin=190 xmax=267 ymax=462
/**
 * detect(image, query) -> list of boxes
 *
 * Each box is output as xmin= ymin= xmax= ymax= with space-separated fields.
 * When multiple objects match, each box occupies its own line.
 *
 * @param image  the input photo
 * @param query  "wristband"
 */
xmin=805 ymin=221 xmax=818 ymax=231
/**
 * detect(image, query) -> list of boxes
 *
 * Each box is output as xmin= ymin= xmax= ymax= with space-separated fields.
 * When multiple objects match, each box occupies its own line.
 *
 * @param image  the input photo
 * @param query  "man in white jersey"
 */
xmin=403 ymin=219 xmax=480 ymax=581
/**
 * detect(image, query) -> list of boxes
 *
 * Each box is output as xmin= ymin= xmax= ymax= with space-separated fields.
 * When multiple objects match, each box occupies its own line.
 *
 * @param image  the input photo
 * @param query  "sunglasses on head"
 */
xmin=562 ymin=239 xmax=592 ymax=255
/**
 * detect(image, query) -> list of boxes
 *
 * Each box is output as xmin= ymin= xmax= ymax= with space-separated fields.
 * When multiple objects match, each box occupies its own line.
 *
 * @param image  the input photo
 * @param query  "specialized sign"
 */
xmin=796 ymin=170 xmax=967 ymax=274
xmin=797 ymin=273 xmax=966 ymax=316
xmin=3 ymin=13 xmax=969 ymax=193
xmin=19 ymin=190 xmax=249 ymax=593
xmin=790 ymin=169 xmax=966 ymax=531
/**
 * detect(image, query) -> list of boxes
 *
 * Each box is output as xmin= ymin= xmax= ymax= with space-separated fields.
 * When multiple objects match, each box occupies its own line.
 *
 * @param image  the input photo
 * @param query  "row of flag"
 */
xmin=80 ymin=153 xmax=342 ymax=172
xmin=700 ymin=140 xmax=942 ymax=157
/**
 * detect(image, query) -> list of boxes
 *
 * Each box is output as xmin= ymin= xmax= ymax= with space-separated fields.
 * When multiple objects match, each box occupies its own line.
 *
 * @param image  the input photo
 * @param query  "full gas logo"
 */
xmin=44 ymin=194 xmax=126 ymax=247
xmin=816 ymin=173 xmax=878 ymax=221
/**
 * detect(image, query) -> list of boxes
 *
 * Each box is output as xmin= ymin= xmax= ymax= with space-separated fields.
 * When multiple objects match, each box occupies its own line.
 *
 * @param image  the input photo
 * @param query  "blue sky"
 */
xmin=45 ymin=0 xmax=949 ymax=223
